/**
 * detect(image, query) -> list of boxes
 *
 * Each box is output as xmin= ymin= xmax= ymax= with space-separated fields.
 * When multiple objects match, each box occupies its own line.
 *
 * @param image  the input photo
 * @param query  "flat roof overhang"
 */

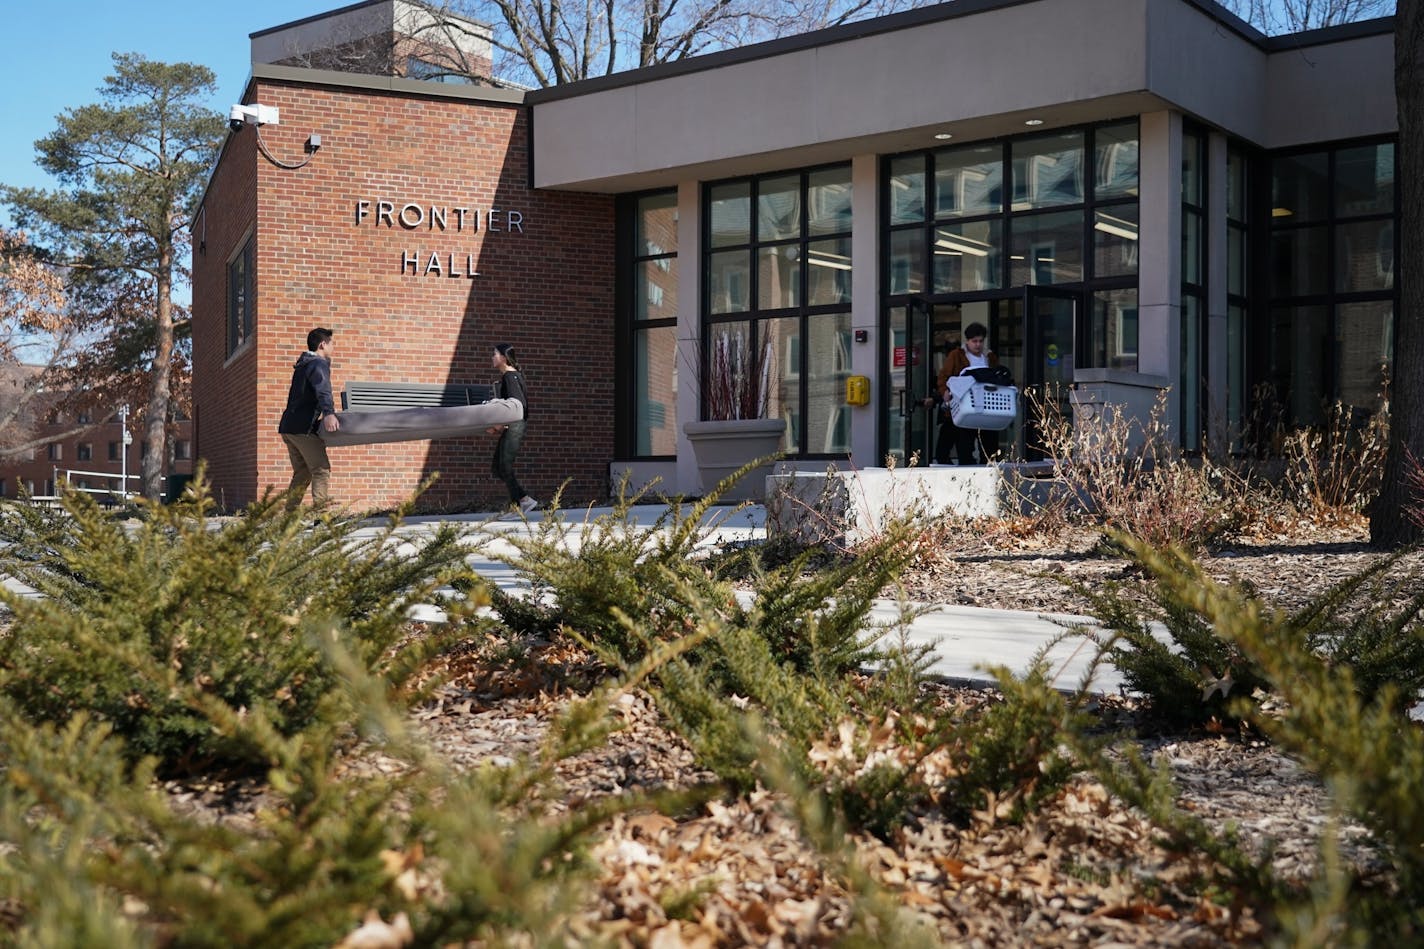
xmin=528 ymin=0 xmax=1395 ymax=192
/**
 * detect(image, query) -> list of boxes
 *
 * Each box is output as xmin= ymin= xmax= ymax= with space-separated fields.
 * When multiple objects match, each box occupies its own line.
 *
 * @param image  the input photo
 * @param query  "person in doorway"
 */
xmin=278 ymin=327 xmax=341 ymax=509
xmin=938 ymin=322 xmax=1001 ymax=465
xmin=487 ymin=342 xmax=539 ymax=516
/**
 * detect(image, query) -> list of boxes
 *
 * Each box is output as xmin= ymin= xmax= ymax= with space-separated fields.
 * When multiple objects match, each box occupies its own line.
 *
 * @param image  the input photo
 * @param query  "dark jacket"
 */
xmin=277 ymin=351 xmax=335 ymax=435
xmin=496 ymin=370 xmax=528 ymax=419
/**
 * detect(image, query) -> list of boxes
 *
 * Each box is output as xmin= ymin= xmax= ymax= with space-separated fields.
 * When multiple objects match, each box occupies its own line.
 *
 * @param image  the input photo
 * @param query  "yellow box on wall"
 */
xmin=845 ymin=375 xmax=870 ymax=406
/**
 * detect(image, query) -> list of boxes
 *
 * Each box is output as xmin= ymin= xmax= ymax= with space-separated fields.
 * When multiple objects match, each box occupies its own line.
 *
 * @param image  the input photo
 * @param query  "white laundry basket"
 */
xmin=947 ymin=376 xmax=1018 ymax=431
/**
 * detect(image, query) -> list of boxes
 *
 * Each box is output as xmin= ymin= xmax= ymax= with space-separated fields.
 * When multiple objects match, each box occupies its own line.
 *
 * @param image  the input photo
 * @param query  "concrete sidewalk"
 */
xmin=384 ymin=501 xmax=1116 ymax=694
xmin=2 ymin=501 xmax=1116 ymax=694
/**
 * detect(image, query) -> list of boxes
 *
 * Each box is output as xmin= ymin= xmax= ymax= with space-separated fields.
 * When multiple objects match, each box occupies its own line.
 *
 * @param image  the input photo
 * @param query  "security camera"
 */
xmin=227 ymin=103 xmax=280 ymax=132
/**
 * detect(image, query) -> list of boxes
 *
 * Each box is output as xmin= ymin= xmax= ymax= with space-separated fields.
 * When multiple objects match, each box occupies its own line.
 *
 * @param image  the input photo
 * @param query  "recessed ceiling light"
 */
xmin=933 ymin=132 xmax=953 ymax=140
xmin=1024 ymin=118 xmax=1044 ymax=126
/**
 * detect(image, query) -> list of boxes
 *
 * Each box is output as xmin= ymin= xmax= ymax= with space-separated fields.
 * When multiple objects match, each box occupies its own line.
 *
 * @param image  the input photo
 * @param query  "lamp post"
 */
xmin=118 ymin=404 xmax=130 ymax=501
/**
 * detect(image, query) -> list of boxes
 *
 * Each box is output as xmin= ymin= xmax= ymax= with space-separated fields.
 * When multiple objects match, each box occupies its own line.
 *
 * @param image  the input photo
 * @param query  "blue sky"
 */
xmin=0 ymin=0 xmax=340 ymax=203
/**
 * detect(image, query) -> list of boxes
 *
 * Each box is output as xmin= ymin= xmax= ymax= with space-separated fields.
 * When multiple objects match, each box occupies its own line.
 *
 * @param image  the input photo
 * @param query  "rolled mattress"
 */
xmin=319 ymin=398 xmax=523 ymax=447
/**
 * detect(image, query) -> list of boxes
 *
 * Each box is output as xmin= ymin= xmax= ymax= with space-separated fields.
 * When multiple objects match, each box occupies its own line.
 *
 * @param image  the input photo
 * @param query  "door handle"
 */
xmin=897 ymin=388 xmax=908 ymax=418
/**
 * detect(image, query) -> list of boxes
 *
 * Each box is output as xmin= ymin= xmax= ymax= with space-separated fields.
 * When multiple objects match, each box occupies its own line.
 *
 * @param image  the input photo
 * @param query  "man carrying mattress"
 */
xmin=278 ymin=327 xmax=341 ymax=510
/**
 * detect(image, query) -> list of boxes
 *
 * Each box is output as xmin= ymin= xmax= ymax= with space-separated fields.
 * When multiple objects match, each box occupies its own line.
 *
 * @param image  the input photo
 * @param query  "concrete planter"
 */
xmin=682 ymin=418 xmax=787 ymax=501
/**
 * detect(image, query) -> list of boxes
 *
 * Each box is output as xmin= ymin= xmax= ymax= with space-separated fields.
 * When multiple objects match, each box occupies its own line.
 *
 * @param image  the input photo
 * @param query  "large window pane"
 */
xmin=1335 ymin=143 xmax=1394 ymax=217
xmin=805 ymin=312 xmax=853 ymax=453
xmin=1227 ymin=149 xmax=1248 ymax=222
xmin=634 ymin=259 xmax=677 ymax=321
xmin=1228 ymin=225 xmax=1246 ymax=296
xmin=1182 ymin=208 xmax=1202 ymax=286
xmin=758 ymin=174 xmax=801 ymax=242
xmin=1272 ymin=152 xmax=1329 ymax=222
xmin=933 ymin=220 xmax=1002 ymax=292
xmin=1093 ymin=205 xmax=1139 ymax=278
xmin=1336 ymin=301 xmax=1392 ymax=411
xmin=1089 ymin=288 xmax=1138 ymax=372
xmin=1181 ymin=293 xmax=1203 ymax=451
xmin=808 ymin=167 xmax=852 ymax=236
xmin=1010 ymin=210 xmax=1083 ymax=285
xmin=806 ymin=238 xmax=852 ymax=305
xmin=1094 ymin=122 xmax=1139 ymax=199
xmin=1181 ymin=130 xmax=1204 ymax=206
xmin=1012 ymin=132 xmax=1084 ymax=210
xmin=633 ymin=325 xmax=678 ymax=455
xmin=934 ymin=146 xmax=1002 ymax=218
xmin=757 ymin=244 xmax=800 ymax=309
xmin=763 ymin=317 xmax=799 ymax=448
xmin=709 ymin=181 xmax=751 ymax=247
xmin=888 ymin=228 xmax=923 ymax=294
xmin=708 ymin=249 xmax=751 ymax=314
xmin=889 ymin=155 xmax=926 ymax=224
xmin=1336 ymin=219 xmax=1393 ymax=293
xmin=1270 ymin=226 xmax=1328 ymax=297
xmin=1269 ymin=304 xmax=1329 ymax=426
xmin=636 ymin=192 xmax=677 ymax=256
xmin=1227 ymin=302 xmax=1245 ymax=448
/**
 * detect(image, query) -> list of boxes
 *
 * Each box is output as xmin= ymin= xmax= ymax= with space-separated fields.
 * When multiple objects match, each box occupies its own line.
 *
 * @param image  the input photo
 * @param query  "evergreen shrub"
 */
xmin=0 ymin=474 xmax=480 ymax=771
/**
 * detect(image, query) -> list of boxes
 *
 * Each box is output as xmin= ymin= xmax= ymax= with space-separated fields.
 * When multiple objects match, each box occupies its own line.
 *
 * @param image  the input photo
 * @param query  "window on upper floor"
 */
xmin=228 ymin=235 xmax=255 ymax=357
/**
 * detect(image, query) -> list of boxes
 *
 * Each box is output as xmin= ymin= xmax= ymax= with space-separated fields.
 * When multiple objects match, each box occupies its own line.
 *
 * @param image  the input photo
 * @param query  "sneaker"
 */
xmin=518 ymin=496 xmax=540 ymax=515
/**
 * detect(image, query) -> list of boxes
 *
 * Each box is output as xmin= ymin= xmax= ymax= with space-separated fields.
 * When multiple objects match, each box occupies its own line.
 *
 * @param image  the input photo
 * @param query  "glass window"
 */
xmin=108 ymin=441 xmax=120 ymax=461
xmin=1228 ymin=225 xmax=1246 ymax=297
xmin=1272 ymin=152 xmax=1329 ymax=222
xmin=888 ymin=155 xmax=926 ymax=224
xmin=1335 ymin=301 xmax=1392 ymax=411
xmin=934 ymin=146 xmax=1002 ymax=219
xmin=933 ymin=220 xmax=1002 ymax=293
xmin=805 ymin=312 xmax=853 ymax=453
xmin=634 ymin=324 xmax=679 ymax=455
xmin=1094 ymin=122 xmax=1139 ymax=199
xmin=174 ymin=440 xmax=192 ymax=461
xmin=888 ymin=228 xmax=923 ymax=294
xmin=806 ymin=238 xmax=852 ymax=305
xmin=758 ymin=175 xmax=801 ymax=242
xmin=1227 ymin=149 xmax=1248 ymax=222
xmin=1093 ymin=206 xmax=1139 ymax=278
xmin=1181 ymin=129 xmax=1204 ymax=207
xmin=635 ymin=259 xmax=678 ymax=320
xmin=1227 ymin=302 xmax=1246 ymax=448
xmin=1011 ymin=132 xmax=1084 ymax=210
xmin=757 ymin=244 xmax=800 ymax=309
xmin=1181 ymin=293 xmax=1203 ymax=451
xmin=636 ymin=191 xmax=678 ymax=256
xmin=77 ymin=443 xmax=92 ymax=461
xmin=227 ymin=236 xmax=255 ymax=357
xmin=1269 ymin=304 xmax=1330 ymax=426
xmin=808 ymin=166 xmax=852 ymax=236
xmin=1336 ymin=219 xmax=1393 ymax=293
xmin=708 ymin=250 xmax=751 ymax=314
xmin=708 ymin=182 xmax=751 ymax=247
xmin=1181 ymin=209 xmax=1203 ymax=286
xmin=1335 ymin=143 xmax=1394 ymax=217
xmin=1010 ymin=210 xmax=1083 ymax=285
xmin=1090 ymin=288 xmax=1139 ymax=372
xmin=1270 ymin=226 xmax=1329 ymax=297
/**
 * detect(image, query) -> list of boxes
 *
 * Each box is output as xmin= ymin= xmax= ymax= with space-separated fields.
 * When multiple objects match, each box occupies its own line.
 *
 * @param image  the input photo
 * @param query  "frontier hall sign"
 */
xmin=354 ymin=199 xmax=525 ymax=278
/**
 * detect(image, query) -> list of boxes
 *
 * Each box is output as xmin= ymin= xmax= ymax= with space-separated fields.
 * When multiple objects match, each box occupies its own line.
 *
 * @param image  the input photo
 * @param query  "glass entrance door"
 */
xmin=1021 ymin=286 xmax=1079 ymax=460
xmin=898 ymin=298 xmax=934 ymax=465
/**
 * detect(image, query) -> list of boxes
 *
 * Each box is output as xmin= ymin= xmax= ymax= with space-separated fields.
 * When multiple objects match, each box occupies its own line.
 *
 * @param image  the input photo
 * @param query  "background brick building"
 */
xmin=192 ymin=67 xmax=614 ymax=512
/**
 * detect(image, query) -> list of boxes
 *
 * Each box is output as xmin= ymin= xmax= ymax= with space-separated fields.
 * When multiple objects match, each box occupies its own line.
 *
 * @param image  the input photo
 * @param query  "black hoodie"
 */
xmin=277 ymin=350 xmax=335 ymax=435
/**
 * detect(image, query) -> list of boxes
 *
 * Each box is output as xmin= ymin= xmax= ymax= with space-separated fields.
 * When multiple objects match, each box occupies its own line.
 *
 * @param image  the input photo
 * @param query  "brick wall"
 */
xmin=192 ymin=80 xmax=615 ymax=512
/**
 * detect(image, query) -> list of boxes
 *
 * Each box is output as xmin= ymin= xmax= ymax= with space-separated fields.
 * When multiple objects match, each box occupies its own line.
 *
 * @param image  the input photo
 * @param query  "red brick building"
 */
xmin=193 ymin=63 xmax=614 ymax=511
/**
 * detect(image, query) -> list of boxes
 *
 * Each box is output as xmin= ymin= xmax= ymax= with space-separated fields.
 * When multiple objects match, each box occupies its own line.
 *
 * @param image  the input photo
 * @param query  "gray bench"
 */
xmin=340 ymin=381 xmax=494 ymax=412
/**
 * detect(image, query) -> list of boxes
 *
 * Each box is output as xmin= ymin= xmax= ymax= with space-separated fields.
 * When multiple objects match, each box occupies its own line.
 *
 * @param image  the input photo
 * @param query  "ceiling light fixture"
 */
xmin=933 ymin=132 xmax=954 ymax=140
xmin=1024 ymin=118 xmax=1044 ymax=126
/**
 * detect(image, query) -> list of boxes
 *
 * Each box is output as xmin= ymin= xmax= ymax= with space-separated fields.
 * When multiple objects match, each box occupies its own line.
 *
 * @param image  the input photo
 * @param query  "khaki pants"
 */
xmin=282 ymin=433 xmax=331 ymax=509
